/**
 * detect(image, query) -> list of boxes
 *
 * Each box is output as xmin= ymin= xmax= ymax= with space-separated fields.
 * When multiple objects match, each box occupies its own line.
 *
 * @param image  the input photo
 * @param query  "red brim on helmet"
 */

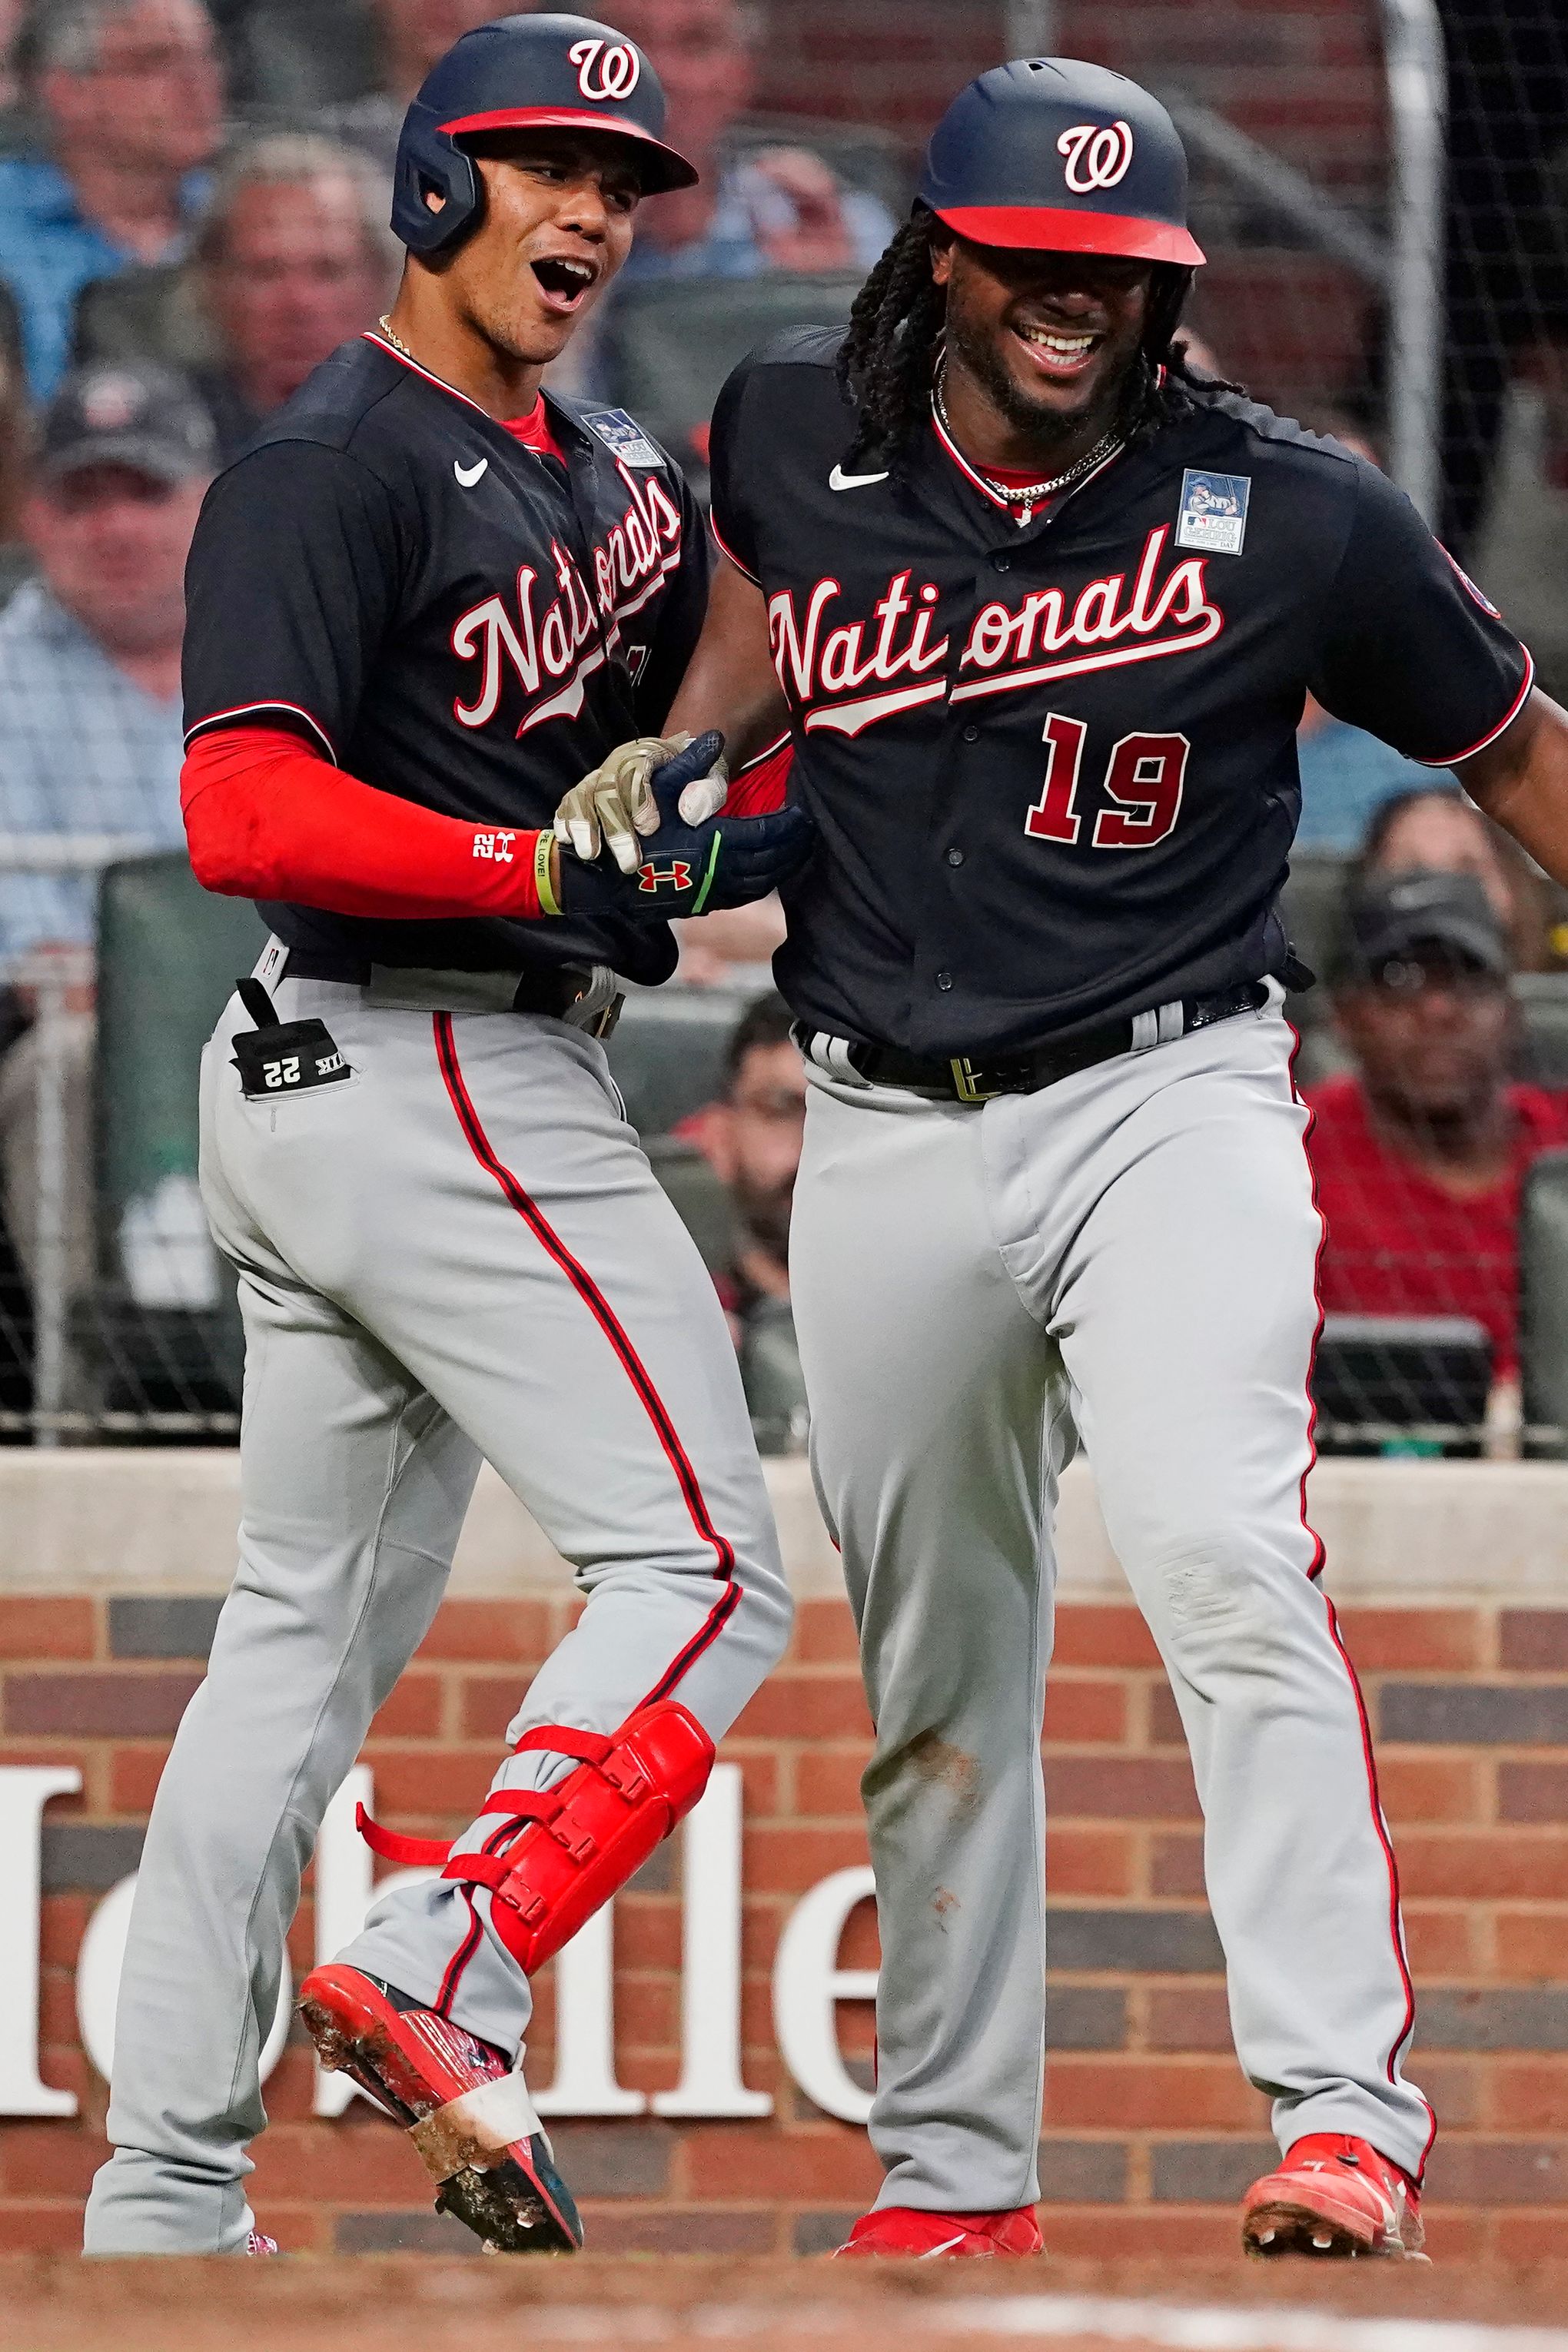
xmin=440 ymin=108 xmax=699 ymax=193
xmin=933 ymin=202 xmax=1204 ymax=266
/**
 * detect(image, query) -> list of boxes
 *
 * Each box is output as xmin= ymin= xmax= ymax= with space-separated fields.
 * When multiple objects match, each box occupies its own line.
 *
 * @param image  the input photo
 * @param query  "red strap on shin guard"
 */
xmin=443 ymin=1700 xmax=714 ymax=1975
xmin=354 ymin=1806 xmax=463 ymax=1868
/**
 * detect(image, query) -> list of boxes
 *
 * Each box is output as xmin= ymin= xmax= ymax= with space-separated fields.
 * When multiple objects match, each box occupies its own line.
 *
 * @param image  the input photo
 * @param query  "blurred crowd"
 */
xmin=0 ymin=0 xmax=1562 ymax=1450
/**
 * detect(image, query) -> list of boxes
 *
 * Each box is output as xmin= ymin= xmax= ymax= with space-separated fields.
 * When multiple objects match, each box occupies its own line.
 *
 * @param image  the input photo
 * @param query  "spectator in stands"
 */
xmin=0 ymin=0 xmax=22 ymax=108
xmin=0 ymin=0 xmax=223 ymax=398
xmin=189 ymin=133 xmax=397 ymax=458
xmin=0 ymin=280 xmax=31 ymax=606
xmin=600 ymin=0 xmax=894 ymax=287
xmin=682 ymin=991 xmax=806 ymax=1443
xmin=0 ymin=357 xmax=214 ymax=1297
xmin=1309 ymin=870 xmax=1568 ymax=1380
xmin=1360 ymin=783 xmax=1556 ymax=973
xmin=1290 ymin=409 xmax=1467 ymax=852
xmin=317 ymin=0 xmax=519 ymax=176
xmin=703 ymin=990 xmax=802 ymax=1317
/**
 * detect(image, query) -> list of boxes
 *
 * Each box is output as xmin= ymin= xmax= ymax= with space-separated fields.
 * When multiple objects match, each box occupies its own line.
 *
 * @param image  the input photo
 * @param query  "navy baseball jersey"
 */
xmin=182 ymin=331 xmax=709 ymax=983
xmin=709 ymin=328 xmax=1533 ymax=1057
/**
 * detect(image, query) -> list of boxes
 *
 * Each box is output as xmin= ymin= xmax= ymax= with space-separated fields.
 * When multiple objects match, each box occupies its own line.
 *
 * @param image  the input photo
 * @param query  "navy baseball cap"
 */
xmin=1341 ymin=870 xmax=1510 ymax=981
xmin=919 ymin=57 xmax=1205 ymax=267
xmin=41 ymin=360 xmax=218 ymax=486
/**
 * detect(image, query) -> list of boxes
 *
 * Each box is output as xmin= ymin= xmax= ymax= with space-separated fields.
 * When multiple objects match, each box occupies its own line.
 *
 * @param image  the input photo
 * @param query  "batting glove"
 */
xmin=552 ymin=733 xmax=815 ymax=919
xmin=553 ymin=731 xmax=729 ymax=875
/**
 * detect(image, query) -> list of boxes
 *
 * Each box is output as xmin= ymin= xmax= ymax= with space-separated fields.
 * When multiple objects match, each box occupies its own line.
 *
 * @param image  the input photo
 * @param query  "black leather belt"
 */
xmin=281 ymin=948 xmax=617 ymax=1030
xmin=813 ymin=980 xmax=1271 ymax=1104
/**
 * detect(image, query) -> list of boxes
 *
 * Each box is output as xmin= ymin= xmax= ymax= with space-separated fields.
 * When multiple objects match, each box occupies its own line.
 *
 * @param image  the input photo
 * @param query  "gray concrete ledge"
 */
xmin=0 ymin=1453 xmax=1560 ymax=1604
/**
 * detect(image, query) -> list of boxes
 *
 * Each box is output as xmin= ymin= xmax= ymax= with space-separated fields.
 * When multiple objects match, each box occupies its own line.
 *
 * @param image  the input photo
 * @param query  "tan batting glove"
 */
xmin=553 ymin=733 xmax=729 ymax=875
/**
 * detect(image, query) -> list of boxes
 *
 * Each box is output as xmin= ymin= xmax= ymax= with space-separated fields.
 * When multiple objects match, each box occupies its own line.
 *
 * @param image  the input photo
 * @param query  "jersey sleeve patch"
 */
xmin=1176 ymin=469 xmax=1251 ymax=556
xmin=580 ymin=407 xmax=665 ymax=468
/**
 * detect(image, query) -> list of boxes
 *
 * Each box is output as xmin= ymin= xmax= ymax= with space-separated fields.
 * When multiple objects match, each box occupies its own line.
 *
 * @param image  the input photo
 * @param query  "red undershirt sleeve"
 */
xmin=721 ymin=734 xmax=793 ymax=817
xmin=180 ymin=726 xmax=560 ymax=921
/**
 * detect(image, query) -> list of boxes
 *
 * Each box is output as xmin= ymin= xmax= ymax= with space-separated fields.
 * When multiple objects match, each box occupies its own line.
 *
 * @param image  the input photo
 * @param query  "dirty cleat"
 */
xmin=244 ymin=2231 xmax=277 ymax=2255
xmin=835 ymin=2205 xmax=1044 ymax=2257
xmin=297 ymin=1961 xmax=580 ymax=2254
xmin=1242 ymin=2133 xmax=1424 ymax=2260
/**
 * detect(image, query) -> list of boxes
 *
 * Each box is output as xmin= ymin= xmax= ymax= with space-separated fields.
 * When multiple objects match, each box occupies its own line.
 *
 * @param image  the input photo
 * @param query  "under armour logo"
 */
xmin=1057 ymin=119 xmax=1134 ymax=191
xmin=472 ymin=830 xmax=517 ymax=864
xmin=568 ymin=36 xmax=639 ymax=101
xmin=638 ymin=859 xmax=692 ymax=892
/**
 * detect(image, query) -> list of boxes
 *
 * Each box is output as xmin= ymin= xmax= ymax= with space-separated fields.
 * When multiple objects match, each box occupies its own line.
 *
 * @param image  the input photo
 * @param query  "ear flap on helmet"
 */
xmin=390 ymin=100 xmax=484 ymax=257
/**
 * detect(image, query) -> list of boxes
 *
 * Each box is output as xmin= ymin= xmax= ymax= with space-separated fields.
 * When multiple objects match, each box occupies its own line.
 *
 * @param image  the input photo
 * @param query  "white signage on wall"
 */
xmin=0 ymin=1765 xmax=876 ymax=2128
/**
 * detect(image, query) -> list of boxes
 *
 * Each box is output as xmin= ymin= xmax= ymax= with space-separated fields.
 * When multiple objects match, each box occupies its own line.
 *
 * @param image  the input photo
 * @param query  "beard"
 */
xmin=735 ymin=1174 xmax=794 ymax=1261
xmin=945 ymin=305 xmax=1140 ymax=453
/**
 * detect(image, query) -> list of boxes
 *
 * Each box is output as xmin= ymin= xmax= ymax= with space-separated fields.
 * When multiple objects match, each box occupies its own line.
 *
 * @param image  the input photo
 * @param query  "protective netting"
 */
xmin=0 ymin=0 xmax=1563 ymax=1451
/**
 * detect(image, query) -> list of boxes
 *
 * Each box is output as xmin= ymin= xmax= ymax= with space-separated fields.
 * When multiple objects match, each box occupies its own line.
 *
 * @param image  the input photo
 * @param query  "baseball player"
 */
xmin=572 ymin=60 xmax=1568 ymax=2260
xmin=84 ymin=14 xmax=812 ymax=2259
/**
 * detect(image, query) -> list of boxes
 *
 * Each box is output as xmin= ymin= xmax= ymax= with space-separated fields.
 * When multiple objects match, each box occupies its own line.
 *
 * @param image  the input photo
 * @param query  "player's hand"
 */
xmin=554 ymin=731 xmax=815 ymax=920
xmin=553 ymin=731 xmax=729 ymax=875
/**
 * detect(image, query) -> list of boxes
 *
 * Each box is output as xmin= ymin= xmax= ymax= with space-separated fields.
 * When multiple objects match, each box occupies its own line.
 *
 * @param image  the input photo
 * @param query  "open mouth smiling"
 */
xmin=531 ymin=254 xmax=597 ymax=314
xmin=1009 ymin=320 xmax=1104 ymax=381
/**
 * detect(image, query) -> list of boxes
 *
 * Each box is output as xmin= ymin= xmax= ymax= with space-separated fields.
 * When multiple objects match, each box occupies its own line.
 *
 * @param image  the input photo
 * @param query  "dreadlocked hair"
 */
xmin=835 ymin=211 xmax=1247 ymax=466
xmin=835 ymin=212 xmax=946 ymax=467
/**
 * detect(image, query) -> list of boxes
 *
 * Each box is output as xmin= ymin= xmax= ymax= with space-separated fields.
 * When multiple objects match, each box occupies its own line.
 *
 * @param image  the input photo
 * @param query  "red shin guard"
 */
xmin=357 ymin=1700 xmax=715 ymax=1974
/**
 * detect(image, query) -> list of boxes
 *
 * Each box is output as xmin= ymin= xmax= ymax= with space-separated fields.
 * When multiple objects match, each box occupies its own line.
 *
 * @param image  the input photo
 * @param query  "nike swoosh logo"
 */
xmin=454 ymin=458 xmax=489 ymax=487
xmin=919 ymin=2234 xmax=969 ymax=2259
xmin=829 ymin=465 xmax=889 ymax=490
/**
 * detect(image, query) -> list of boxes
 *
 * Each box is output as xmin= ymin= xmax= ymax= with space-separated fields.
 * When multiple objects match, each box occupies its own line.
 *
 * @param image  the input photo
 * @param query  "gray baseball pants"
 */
xmin=85 ymin=960 xmax=789 ymax=2254
xmin=788 ymin=988 xmax=1433 ymax=2214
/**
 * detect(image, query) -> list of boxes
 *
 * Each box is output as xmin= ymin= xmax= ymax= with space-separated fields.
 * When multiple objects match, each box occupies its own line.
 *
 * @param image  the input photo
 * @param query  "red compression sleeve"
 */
xmin=181 ymin=726 xmax=558 ymax=920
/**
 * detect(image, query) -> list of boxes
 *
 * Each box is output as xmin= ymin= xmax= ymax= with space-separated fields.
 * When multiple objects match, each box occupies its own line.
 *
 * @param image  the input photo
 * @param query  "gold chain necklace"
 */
xmin=932 ymin=362 xmax=1121 ymax=526
xmin=377 ymin=313 xmax=415 ymax=360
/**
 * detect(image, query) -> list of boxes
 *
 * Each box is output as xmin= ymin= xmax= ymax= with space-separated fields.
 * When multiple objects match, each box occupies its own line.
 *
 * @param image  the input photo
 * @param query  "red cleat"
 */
xmin=1242 ymin=2133 xmax=1425 ymax=2260
xmin=244 ymin=2231 xmax=277 ymax=2255
xmin=835 ymin=2205 xmax=1043 ymax=2258
xmin=297 ymin=1962 xmax=580 ymax=2254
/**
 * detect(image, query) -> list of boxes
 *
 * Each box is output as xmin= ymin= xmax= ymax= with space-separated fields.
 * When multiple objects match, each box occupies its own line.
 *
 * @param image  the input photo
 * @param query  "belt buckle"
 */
xmin=950 ymin=1055 xmax=1005 ymax=1104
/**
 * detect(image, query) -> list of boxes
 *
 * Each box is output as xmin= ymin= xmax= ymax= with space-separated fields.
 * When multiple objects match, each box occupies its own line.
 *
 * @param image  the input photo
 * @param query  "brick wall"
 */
xmin=4 ymin=1591 xmax=1568 ymax=2260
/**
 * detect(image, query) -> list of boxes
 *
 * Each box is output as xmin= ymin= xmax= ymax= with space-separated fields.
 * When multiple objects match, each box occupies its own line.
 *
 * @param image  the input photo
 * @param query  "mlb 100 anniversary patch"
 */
xmin=582 ymin=407 xmax=664 ymax=469
xmin=1176 ymin=468 xmax=1251 ymax=556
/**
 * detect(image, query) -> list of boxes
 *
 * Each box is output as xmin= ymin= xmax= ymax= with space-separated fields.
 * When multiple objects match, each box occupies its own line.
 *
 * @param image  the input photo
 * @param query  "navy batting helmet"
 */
xmin=392 ymin=12 xmax=699 ymax=258
xmin=918 ymin=58 xmax=1204 ymax=268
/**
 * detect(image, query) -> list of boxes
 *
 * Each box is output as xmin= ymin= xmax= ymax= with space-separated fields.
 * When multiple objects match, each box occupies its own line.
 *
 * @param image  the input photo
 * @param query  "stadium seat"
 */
xmin=225 ymin=0 xmax=377 ymax=113
xmin=606 ymin=982 xmax=752 ymax=1139
xmin=72 ymin=265 xmax=217 ymax=375
xmin=86 ymin=855 xmax=265 ymax=1431
xmin=644 ymin=1134 xmax=733 ymax=1277
xmin=1513 ymin=974 xmax=1568 ymax=1087
xmin=600 ymin=272 xmax=865 ymax=477
xmin=1521 ymin=1147 xmax=1568 ymax=1459
xmin=1278 ymin=851 xmax=1349 ymax=995
xmin=740 ymin=1294 xmax=808 ymax=1455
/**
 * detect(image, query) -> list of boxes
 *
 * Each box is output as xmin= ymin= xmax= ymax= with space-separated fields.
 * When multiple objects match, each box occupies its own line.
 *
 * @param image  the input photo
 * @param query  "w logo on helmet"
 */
xmin=1057 ymin=120 xmax=1134 ymax=192
xmin=568 ymin=36 xmax=640 ymax=101
xmin=638 ymin=859 xmax=693 ymax=892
